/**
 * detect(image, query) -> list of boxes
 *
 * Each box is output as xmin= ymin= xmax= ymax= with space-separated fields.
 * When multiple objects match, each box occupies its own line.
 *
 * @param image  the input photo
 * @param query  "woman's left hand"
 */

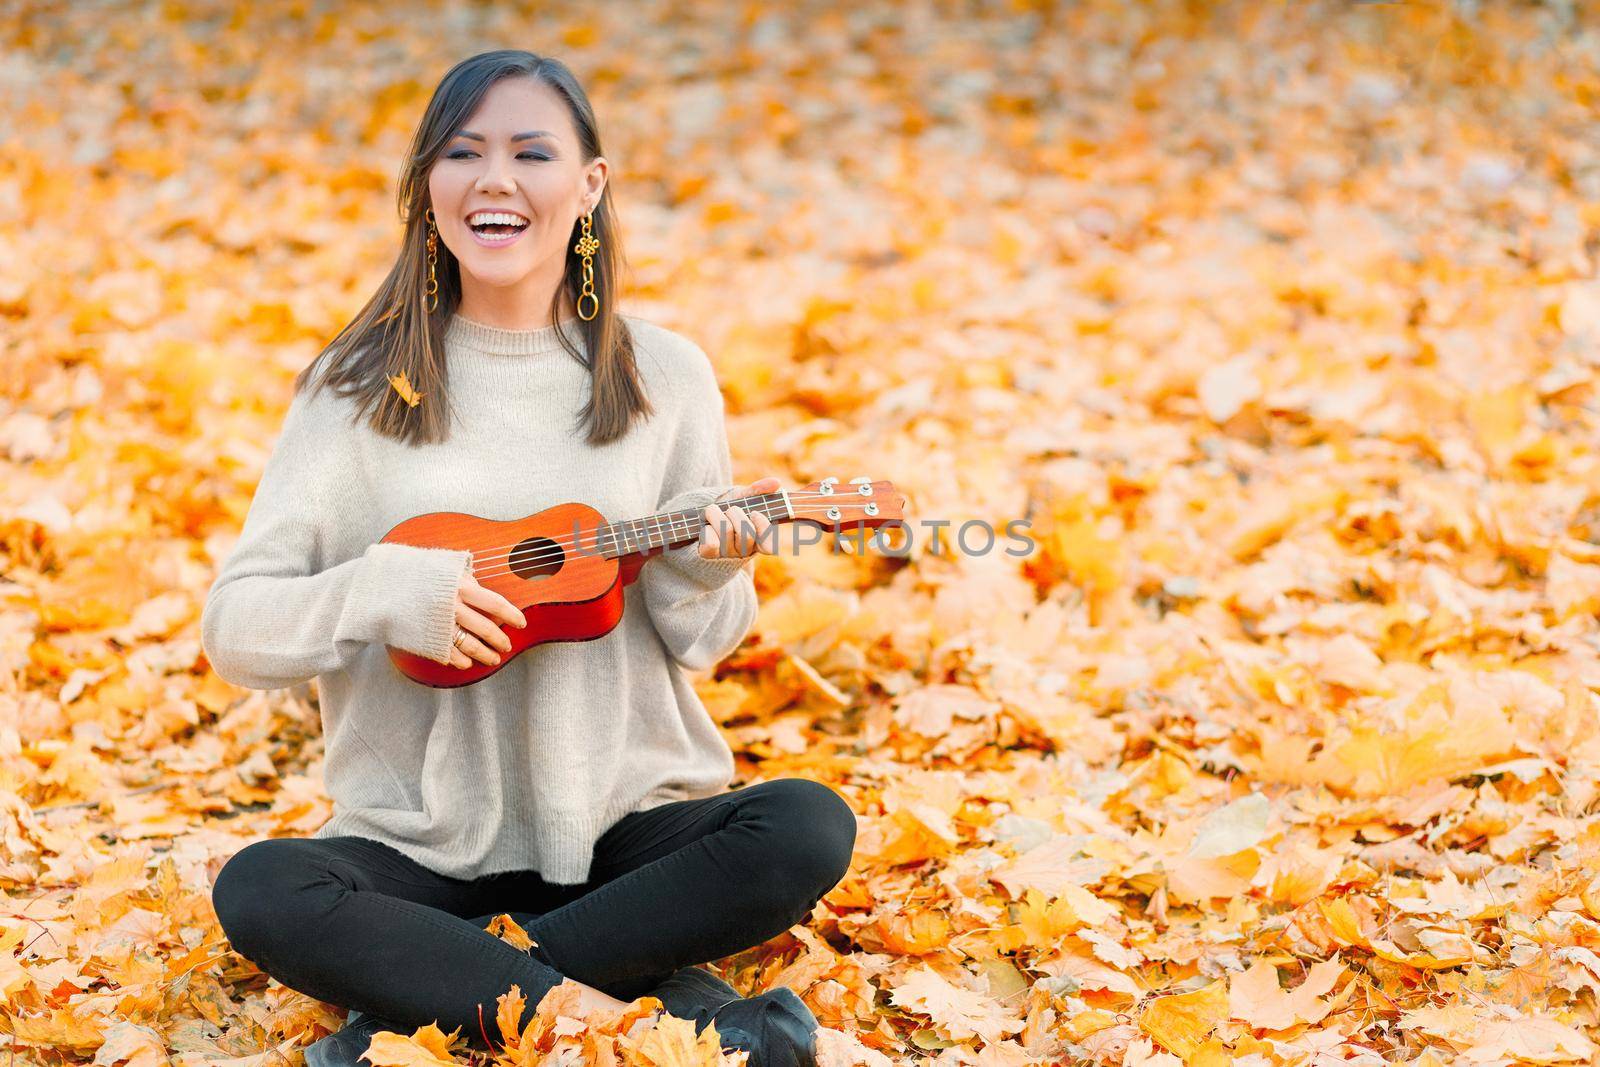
xmin=699 ymin=476 xmax=782 ymax=560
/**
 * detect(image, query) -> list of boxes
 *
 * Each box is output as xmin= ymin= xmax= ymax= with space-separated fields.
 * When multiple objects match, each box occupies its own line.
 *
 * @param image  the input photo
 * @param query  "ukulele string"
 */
xmin=460 ymin=493 xmax=814 ymax=570
xmin=463 ymin=492 xmax=853 ymax=580
xmin=449 ymin=491 xmax=876 ymax=581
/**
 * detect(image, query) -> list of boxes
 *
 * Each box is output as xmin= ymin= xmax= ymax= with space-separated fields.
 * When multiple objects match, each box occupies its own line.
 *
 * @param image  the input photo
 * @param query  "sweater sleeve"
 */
xmin=200 ymin=386 xmax=472 ymax=690
xmin=637 ymin=349 xmax=760 ymax=673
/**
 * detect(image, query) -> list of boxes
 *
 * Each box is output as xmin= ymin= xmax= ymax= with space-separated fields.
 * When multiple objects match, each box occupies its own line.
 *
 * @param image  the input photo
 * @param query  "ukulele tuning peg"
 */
xmin=818 ymin=476 xmax=838 ymax=495
xmin=849 ymin=476 xmax=874 ymax=495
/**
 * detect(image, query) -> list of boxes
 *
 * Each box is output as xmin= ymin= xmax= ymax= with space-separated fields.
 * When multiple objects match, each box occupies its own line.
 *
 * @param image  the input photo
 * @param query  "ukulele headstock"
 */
xmin=787 ymin=477 xmax=905 ymax=531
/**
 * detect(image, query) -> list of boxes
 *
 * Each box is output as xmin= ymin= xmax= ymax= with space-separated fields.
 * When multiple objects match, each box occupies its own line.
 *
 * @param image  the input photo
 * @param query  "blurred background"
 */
xmin=2 ymin=1 xmax=1599 ymax=1064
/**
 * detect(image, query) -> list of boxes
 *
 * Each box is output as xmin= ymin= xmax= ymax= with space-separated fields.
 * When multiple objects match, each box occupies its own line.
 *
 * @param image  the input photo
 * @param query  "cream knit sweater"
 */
xmin=200 ymin=312 xmax=757 ymax=883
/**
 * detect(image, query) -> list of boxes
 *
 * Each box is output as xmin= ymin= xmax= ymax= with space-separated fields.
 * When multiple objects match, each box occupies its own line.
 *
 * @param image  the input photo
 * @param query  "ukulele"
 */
xmin=381 ymin=477 xmax=906 ymax=688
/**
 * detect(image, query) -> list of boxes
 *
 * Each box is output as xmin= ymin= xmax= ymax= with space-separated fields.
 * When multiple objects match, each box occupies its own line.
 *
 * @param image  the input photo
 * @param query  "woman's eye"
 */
xmin=446 ymin=150 xmax=549 ymax=161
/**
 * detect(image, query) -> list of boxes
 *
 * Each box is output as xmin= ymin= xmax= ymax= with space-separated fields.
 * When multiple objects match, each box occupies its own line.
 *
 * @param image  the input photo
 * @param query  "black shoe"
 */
xmin=303 ymin=1010 xmax=406 ymax=1067
xmin=647 ymin=964 xmax=743 ymax=1030
xmin=646 ymin=968 xmax=817 ymax=1066
xmin=703 ymin=986 xmax=819 ymax=1067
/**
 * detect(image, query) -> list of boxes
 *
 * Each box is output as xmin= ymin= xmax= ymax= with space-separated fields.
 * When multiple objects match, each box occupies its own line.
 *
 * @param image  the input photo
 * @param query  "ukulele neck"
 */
xmin=600 ymin=491 xmax=791 ymax=557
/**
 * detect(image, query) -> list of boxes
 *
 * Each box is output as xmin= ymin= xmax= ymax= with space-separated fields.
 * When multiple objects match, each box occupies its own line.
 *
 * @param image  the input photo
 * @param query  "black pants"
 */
xmin=211 ymin=778 xmax=856 ymax=1042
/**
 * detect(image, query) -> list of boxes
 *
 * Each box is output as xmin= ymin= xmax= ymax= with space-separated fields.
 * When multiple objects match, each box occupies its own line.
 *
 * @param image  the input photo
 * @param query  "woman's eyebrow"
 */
xmin=452 ymin=130 xmax=556 ymax=143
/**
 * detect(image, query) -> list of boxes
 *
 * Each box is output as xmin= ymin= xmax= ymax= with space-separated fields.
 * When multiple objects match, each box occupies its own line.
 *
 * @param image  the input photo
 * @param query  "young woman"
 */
xmin=203 ymin=50 xmax=855 ymax=1067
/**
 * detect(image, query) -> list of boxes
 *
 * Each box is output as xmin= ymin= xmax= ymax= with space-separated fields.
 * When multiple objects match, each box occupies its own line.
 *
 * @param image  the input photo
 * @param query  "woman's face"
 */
xmin=427 ymin=76 xmax=606 ymax=317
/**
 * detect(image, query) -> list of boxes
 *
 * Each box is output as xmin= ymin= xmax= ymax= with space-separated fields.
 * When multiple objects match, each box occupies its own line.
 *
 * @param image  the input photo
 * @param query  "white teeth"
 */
xmin=468 ymin=211 xmax=529 ymax=227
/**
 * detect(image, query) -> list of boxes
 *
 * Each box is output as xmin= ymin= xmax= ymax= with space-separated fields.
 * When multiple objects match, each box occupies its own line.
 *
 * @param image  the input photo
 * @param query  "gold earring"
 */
xmin=425 ymin=208 xmax=439 ymax=314
xmin=573 ymin=209 xmax=600 ymax=321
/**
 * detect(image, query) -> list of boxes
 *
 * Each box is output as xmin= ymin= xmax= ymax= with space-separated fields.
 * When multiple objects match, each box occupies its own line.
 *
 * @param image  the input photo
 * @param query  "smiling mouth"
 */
xmin=467 ymin=208 xmax=530 ymax=233
xmin=469 ymin=221 xmax=528 ymax=237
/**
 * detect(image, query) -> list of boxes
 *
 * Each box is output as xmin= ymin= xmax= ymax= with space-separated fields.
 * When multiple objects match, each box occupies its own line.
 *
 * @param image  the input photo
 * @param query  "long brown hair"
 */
xmin=295 ymin=50 xmax=652 ymax=447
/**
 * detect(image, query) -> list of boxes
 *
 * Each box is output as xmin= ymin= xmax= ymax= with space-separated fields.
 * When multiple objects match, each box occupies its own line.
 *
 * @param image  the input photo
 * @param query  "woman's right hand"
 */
xmin=446 ymin=560 xmax=527 ymax=669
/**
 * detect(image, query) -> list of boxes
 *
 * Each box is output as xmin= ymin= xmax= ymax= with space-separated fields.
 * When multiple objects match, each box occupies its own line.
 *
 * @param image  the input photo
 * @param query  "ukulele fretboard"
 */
xmin=598 ymin=490 xmax=791 ymax=557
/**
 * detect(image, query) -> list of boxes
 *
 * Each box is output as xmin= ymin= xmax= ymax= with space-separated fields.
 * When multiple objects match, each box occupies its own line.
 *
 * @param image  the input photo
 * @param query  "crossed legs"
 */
xmin=211 ymin=779 xmax=857 ymax=1041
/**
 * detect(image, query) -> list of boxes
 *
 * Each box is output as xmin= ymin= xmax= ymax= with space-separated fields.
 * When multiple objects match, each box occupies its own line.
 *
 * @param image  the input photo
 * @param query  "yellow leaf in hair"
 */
xmin=388 ymin=371 xmax=424 ymax=407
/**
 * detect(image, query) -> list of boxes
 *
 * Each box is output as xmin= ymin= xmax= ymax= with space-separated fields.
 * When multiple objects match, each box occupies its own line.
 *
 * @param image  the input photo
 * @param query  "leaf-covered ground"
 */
xmin=3 ymin=1 xmax=1600 ymax=1064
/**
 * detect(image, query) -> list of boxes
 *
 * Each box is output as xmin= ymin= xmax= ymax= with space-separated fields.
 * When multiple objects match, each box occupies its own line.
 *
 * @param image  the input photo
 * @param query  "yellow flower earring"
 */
xmin=425 ymin=208 xmax=440 ymax=314
xmin=573 ymin=209 xmax=600 ymax=321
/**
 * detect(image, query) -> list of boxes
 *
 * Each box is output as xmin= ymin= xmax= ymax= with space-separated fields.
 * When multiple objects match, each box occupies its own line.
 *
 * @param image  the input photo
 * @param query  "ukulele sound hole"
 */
xmin=507 ymin=536 xmax=564 ymax=580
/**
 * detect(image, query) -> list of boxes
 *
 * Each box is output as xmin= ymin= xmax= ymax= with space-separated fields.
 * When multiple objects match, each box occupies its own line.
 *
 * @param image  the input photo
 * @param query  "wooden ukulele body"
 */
xmin=381 ymin=502 xmax=661 ymax=689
